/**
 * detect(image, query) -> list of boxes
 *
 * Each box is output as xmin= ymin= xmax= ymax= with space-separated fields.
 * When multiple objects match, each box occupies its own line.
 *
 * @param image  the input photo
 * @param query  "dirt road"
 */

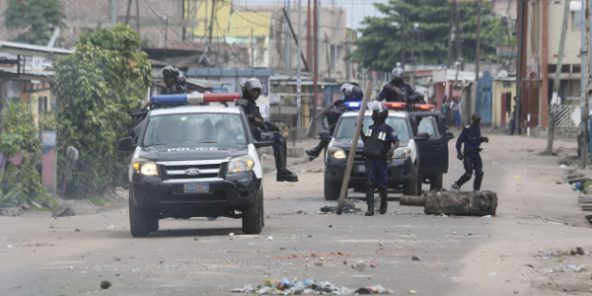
xmin=0 ymin=132 xmax=590 ymax=295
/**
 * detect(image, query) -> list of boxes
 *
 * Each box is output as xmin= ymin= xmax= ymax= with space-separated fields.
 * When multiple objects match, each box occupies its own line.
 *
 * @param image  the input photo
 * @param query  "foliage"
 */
xmin=39 ymin=111 xmax=57 ymax=131
xmin=352 ymin=0 xmax=508 ymax=71
xmin=3 ymin=0 xmax=65 ymax=45
xmin=54 ymin=25 xmax=151 ymax=198
xmin=0 ymin=102 xmax=50 ymax=207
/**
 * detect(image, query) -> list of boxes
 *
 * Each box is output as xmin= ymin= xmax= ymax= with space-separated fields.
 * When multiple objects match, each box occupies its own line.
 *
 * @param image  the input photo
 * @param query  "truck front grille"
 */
xmin=157 ymin=159 xmax=228 ymax=183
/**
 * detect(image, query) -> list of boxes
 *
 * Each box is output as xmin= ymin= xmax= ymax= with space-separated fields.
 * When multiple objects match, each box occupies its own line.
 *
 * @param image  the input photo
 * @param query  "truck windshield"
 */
xmin=334 ymin=116 xmax=410 ymax=142
xmin=143 ymin=113 xmax=247 ymax=147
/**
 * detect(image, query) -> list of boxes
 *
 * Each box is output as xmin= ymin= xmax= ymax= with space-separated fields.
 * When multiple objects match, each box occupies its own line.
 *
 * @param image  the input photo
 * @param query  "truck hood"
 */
xmin=138 ymin=144 xmax=249 ymax=161
xmin=332 ymin=138 xmax=409 ymax=150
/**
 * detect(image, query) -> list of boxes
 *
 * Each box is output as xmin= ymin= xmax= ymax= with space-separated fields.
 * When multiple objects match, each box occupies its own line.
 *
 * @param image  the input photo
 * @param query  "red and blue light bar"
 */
xmin=150 ymin=92 xmax=241 ymax=106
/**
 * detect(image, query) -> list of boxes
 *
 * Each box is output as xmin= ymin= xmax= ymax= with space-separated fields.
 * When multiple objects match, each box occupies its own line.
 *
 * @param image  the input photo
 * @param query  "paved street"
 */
xmin=1 ymin=131 xmax=591 ymax=296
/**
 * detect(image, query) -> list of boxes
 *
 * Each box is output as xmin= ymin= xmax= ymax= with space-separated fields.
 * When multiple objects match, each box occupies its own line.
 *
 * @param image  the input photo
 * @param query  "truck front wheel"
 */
xmin=242 ymin=189 xmax=264 ymax=234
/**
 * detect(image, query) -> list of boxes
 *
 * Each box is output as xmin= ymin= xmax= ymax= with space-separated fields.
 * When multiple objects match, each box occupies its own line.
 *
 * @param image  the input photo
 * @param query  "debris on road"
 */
xmin=52 ymin=205 xmax=75 ymax=218
xmin=230 ymin=278 xmax=392 ymax=295
xmin=559 ymin=264 xmax=587 ymax=272
xmin=411 ymin=256 xmax=421 ymax=262
xmin=0 ymin=207 xmax=23 ymax=217
xmin=400 ymin=190 xmax=498 ymax=216
xmin=100 ymin=280 xmax=111 ymax=289
xmin=351 ymin=260 xmax=367 ymax=271
xmin=320 ymin=201 xmax=361 ymax=214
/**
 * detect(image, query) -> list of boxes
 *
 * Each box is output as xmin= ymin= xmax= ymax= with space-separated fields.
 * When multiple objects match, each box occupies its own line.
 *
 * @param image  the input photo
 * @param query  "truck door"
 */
xmin=415 ymin=115 xmax=448 ymax=177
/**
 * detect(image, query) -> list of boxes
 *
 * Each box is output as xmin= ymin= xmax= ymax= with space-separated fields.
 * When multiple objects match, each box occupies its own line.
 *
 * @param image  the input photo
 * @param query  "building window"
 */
xmin=38 ymin=96 xmax=48 ymax=114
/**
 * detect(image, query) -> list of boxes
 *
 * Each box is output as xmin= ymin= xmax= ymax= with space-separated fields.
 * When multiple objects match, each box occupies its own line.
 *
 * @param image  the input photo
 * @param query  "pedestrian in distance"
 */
xmin=451 ymin=114 xmax=489 ymax=191
xmin=361 ymin=102 xmax=399 ymax=216
xmin=236 ymin=78 xmax=298 ymax=182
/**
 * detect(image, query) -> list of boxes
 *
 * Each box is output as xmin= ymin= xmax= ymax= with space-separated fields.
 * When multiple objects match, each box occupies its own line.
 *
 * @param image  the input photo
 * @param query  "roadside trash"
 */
xmin=351 ymin=260 xmax=367 ymax=271
xmin=411 ymin=256 xmax=421 ymax=262
xmin=560 ymin=264 xmax=586 ymax=273
xmin=408 ymin=290 xmax=417 ymax=294
xmin=586 ymin=215 xmax=592 ymax=225
xmin=570 ymin=247 xmax=585 ymax=256
xmin=267 ymin=236 xmax=274 ymax=241
xmin=231 ymin=279 xmax=392 ymax=295
xmin=52 ymin=205 xmax=75 ymax=217
xmin=320 ymin=201 xmax=360 ymax=214
xmin=228 ymin=232 xmax=235 ymax=237
xmin=100 ymin=280 xmax=111 ymax=289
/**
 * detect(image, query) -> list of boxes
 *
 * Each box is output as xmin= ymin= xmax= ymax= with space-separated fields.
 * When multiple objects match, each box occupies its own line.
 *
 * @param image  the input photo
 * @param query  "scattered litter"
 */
xmin=100 ymin=280 xmax=111 ymax=289
xmin=560 ymin=264 xmax=587 ymax=273
xmin=411 ymin=256 xmax=421 ymax=262
xmin=267 ymin=236 xmax=274 ymax=241
xmin=570 ymin=247 xmax=585 ymax=256
xmin=320 ymin=201 xmax=360 ymax=214
xmin=228 ymin=232 xmax=235 ymax=237
xmin=231 ymin=279 xmax=392 ymax=295
xmin=52 ymin=206 xmax=75 ymax=217
xmin=408 ymin=290 xmax=417 ymax=294
xmin=351 ymin=260 xmax=367 ymax=271
xmin=482 ymin=215 xmax=492 ymax=218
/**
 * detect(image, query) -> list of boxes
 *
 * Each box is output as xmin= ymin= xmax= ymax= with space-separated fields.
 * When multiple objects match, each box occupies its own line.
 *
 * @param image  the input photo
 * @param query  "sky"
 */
xmin=233 ymin=0 xmax=389 ymax=30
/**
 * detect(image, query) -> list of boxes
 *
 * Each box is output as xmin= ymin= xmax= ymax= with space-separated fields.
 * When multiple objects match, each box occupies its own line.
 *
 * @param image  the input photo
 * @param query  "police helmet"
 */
xmin=391 ymin=63 xmax=405 ymax=79
xmin=340 ymin=83 xmax=355 ymax=98
xmin=370 ymin=101 xmax=389 ymax=123
xmin=350 ymin=86 xmax=364 ymax=100
xmin=162 ymin=65 xmax=180 ymax=79
xmin=242 ymin=78 xmax=263 ymax=100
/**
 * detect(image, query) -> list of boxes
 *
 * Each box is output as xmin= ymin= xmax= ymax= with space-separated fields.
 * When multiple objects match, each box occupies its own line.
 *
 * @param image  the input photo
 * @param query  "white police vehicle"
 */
xmin=118 ymin=93 xmax=271 ymax=237
xmin=323 ymin=101 xmax=452 ymax=200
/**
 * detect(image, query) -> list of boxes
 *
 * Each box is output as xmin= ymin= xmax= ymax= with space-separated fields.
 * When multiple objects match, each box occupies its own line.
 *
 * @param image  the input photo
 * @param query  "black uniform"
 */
xmin=236 ymin=98 xmax=298 ymax=182
xmin=377 ymin=79 xmax=418 ymax=103
xmin=305 ymin=100 xmax=346 ymax=159
xmin=161 ymin=79 xmax=187 ymax=95
xmin=453 ymin=123 xmax=488 ymax=191
xmin=361 ymin=122 xmax=399 ymax=216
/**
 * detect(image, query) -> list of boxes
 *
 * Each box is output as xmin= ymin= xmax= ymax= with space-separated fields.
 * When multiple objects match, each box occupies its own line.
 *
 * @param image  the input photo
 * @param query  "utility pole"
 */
xmin=111 ymin=0 xmax=118 ymax=25
xmin=125 ymin=0 xmax=132 ymax=25
xmin=581 ymin=0 xmax=590 ymax=168
xmin=208 ymin=0 xmax=216 ymax=45
xmin=163 ymin=16 xmax=169 ymax=60
xmin=516 ymin=0 xmax=527 ymax=136
xmin=297 ymin=0 xmax=302 ymax=130
xmin=546 ymin=0 xmax=570 ymax=154
xmin=307 ymin=0 xmax=312 ymax=66
xmin=136 ymin=0 xmax=140 ymax=34
xmin=309 ymin=0 xmax=319 ymax=137
xmin=284 ymin=0 xmax=292 ymax=69
xmin=469 ymin=0 xmax=482 ymax=121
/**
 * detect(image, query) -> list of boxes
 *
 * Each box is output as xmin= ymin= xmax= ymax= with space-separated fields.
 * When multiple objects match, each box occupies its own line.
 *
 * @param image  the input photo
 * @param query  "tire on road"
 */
xmin=242 ymin=189 xmax=264 ymax=234
xmin=403 ymin=165 xmax=420 ymax=196
xmin=430 ymin=173 xmax=443 ymax=191
xmin=129 ymin=196 xmax=151 ymax=238
xmin=324 ymin=173 xmax=341 ymax=201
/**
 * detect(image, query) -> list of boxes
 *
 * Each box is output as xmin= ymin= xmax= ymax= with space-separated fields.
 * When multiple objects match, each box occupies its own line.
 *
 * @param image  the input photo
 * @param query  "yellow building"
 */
xmin=491 ymin=78 xmax=517 ymax=130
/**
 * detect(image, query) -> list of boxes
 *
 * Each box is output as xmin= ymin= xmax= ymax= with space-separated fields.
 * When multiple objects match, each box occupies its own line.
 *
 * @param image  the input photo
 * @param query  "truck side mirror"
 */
xmin=118 ymin=137 xmax=136 ymax=151
xmin=445 ymin=131 xmax=454 ymax=140
xmin=254 ymin=140 xmax=274 ymax=148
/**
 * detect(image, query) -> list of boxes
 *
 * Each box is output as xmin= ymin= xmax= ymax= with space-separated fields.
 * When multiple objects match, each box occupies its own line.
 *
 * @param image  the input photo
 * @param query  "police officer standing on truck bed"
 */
xmin=451 ymin=114 xmax=489 ymax=191
xmin=237 ymin=78 xmax=298 ymax=182
xmin=305 ymin=83 xmax=363 ymax=160
xmin=160 ymin=65 xmax=187 ymax=95
xmin=377 ymin=63 xmax=421 ymax=105
xmin=361 ymin=102 xmax=399 ymax=216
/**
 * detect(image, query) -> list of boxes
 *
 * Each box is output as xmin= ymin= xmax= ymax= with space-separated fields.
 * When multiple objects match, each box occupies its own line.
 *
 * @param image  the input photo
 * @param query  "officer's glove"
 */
xmin=457 ymin=153 xmax=463 ymax=160
xmin=482 ymin=136 xmax=489 ymax=143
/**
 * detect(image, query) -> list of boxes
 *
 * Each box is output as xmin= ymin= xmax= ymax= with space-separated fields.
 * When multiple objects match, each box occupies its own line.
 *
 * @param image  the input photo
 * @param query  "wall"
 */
xmin=492 ymin=79 xmax=516 ymax=129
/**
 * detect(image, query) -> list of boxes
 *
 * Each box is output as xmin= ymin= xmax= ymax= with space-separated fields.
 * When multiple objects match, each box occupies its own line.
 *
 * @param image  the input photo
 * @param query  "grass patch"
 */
xmin=88 ymin=196 xmax=107 ymax=207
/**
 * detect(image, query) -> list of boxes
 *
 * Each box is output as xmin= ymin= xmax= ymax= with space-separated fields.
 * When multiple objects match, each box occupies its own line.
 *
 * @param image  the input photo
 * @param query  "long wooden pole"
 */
xmin=336 ymin=81 xmax=373 ymax=215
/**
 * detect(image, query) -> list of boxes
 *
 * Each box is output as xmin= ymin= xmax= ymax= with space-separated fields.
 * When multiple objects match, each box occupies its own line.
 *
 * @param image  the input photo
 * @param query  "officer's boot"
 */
xmin=379 ymin=187 xmax=388 ymax=214
xmin=473 ymin=170 xmax=483 ymax=191
xmin=274 ymin=139 xmax=298 ymax=182
xmin=365 ymin=183 xmax=374 ymax=216
xmin=305 ymin=139 xmax=329 ymax=160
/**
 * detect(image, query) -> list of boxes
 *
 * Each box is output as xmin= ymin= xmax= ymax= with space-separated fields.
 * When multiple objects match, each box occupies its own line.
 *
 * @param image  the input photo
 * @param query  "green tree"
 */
xmin=3 ymin=0 xmax=65 ymax=45
xmin=352 ymin=0 xmax=507 ymax=71
xmin=0 ymin=102 xmax=49 ymax=206
xmin=54 ymin=25 xmax=151 ymax=198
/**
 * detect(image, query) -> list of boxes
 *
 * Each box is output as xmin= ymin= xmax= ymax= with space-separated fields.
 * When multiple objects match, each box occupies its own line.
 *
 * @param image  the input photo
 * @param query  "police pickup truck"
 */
xmin=323 ymin=102 xmax=453 ymax=200
xmin=118 ymin=93 xmax=270 ymax=237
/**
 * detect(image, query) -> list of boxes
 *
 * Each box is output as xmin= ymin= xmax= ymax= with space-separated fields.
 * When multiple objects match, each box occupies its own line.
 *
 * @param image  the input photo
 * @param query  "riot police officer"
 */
xmin=236 ymin=78 xmax=298 ymax=182
xmin=161 ymin=65 xmax=187 ymax=95
xmin=377 ymin=63 xmax=420 ymax=104
xmin=451 ymin=114 xmax=489 ymax=191
xmin=305 ymin=83 xmax=363 ymax=160
xmin=361 ymin=102 xmax=399 ymax=216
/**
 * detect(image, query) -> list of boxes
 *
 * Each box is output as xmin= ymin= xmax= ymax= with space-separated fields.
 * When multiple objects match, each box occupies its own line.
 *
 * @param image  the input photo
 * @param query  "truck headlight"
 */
xmin=393 ymin=147 xmax=412 ymax=159
xmin=227 ymin=155 xmax=255 ymax=174
xmin=132 ymin=160 xmax=159 ymax=176
xmin=328 ymin=147 xmax=346 ymax=159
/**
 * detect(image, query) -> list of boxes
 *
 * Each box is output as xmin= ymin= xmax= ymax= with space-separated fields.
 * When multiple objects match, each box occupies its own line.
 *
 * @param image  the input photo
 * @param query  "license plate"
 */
xmin=355 ymin=164 xmax=366 ymax=173
xmin=183 ymin=183 xmax=209 ymax=193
